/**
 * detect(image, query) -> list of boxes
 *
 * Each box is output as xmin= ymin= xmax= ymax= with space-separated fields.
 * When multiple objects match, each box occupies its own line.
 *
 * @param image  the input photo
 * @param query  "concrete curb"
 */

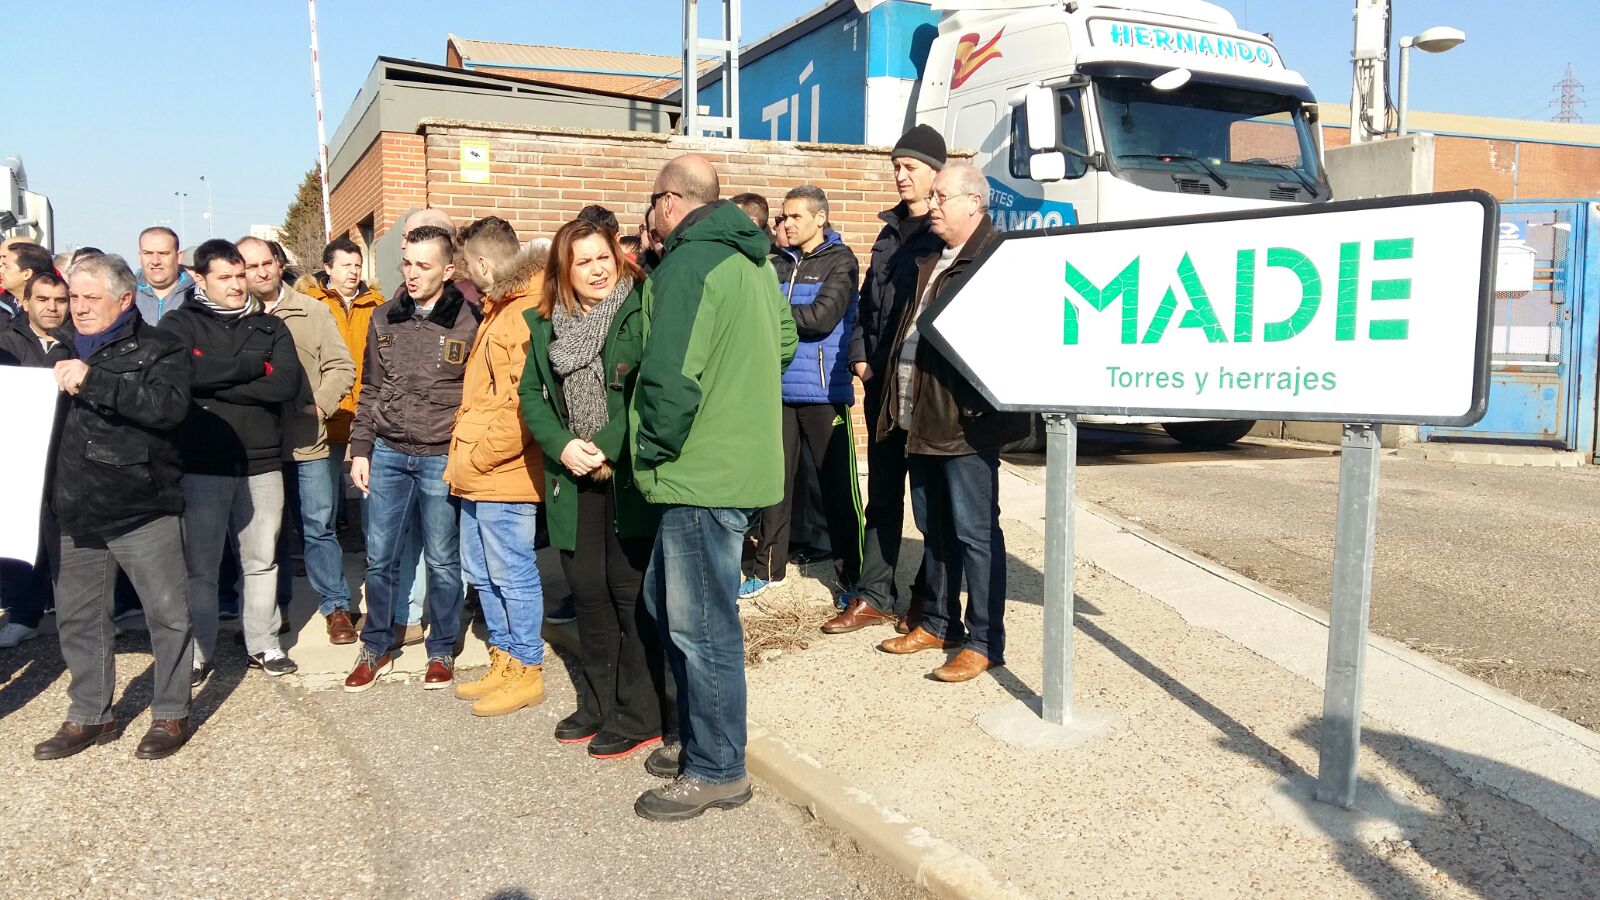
xmin=1394 ymin=442 xmax=1587 ymax=467
xmin=746 ymin=721 xmax=1029 ymax=900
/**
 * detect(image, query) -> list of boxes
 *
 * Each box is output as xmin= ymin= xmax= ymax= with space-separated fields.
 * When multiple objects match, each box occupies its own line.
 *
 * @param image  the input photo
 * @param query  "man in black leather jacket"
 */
xmin=34 ymin=253 xmax=196 ymax=762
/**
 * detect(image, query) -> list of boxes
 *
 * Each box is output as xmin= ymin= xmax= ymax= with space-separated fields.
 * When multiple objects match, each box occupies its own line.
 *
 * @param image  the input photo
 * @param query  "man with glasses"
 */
xmin=638 ymin=207 xmax=665 ymax=273
xmin=872 ymin=162 xmax=1027 ymax=683
xmin=629 ymin=155 xmax=796 ymax=820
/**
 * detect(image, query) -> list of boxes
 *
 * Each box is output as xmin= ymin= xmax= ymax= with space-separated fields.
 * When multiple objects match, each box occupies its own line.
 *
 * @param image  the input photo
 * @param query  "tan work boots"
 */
xmin=455 ymin=646 xmax=512 ymax=701
xmin=471 ymin=658 xmax=545 ymax=717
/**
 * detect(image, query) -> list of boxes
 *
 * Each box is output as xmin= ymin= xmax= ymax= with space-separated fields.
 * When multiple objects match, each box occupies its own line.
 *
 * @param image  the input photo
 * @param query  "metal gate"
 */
xmin=1422 ymin=202 xmax=1600 ymax=452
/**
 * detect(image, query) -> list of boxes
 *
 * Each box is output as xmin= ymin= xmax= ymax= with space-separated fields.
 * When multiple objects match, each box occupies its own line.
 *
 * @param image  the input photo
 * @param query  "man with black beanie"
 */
xmin=825 ymin=124 xmax=949 ymax=636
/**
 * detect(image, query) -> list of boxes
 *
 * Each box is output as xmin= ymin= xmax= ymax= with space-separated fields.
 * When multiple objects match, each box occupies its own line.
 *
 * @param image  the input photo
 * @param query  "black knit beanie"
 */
xmin=891 ymin=124 xmax=947 ymax=171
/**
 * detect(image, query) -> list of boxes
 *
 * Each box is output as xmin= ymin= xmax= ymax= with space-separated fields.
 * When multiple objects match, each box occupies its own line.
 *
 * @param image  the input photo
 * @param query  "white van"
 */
xmin=916 ymin=0 xmax=1329 ymax=445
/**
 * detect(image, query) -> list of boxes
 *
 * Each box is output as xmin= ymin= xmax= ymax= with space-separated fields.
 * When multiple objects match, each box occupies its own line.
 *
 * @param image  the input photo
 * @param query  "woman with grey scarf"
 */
xmin=519 ymin=219 xmax=674 ymax=764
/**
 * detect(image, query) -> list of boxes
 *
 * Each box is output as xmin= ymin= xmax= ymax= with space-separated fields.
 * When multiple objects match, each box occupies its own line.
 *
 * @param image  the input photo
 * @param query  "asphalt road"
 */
xmin=0 ymin=630 xmax=924 ymax=899
xmin=1010 ymin=429 xmax=1600 ymax=733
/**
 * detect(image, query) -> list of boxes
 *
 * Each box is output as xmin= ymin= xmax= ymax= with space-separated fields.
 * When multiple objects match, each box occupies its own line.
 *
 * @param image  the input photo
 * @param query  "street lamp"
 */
xmin=200 ymin=175 xmax=214 ymax=238
xmin=1397 ymin=25 xmax=1466 ymax=136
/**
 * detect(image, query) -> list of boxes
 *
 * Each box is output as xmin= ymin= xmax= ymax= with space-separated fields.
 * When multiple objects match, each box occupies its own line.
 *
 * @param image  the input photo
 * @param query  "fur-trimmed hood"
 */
xmin=488 ymin=247 xmax=548 ymax=306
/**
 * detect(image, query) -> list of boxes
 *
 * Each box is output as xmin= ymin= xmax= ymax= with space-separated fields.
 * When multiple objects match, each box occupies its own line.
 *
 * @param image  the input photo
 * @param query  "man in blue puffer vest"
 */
xmin=740 ymin=185 xmax=866 ymax=600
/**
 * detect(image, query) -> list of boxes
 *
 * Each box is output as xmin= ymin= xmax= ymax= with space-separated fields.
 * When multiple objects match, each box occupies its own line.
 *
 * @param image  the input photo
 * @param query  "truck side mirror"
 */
xmin=1025 ymin=86 xmax=1058 ymax=152
xmin=1029 ymin=152 xmax=1067 ymax=182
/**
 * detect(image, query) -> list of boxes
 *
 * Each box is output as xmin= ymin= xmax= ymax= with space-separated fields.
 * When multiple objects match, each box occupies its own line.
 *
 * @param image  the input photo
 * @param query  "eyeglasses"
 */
xmin=927 ymin=191 xmax=979 ymax=210
xmin=649 ymin=190 xmax=681 ymax=208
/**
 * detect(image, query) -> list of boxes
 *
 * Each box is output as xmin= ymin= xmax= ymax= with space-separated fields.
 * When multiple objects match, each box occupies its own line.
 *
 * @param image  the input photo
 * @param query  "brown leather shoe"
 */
xmin=894 ymin=600 xmax=925 ymax=635
xmin=878 ymin=626 xmax=959 ymax=655
xmin=391 ymin=623 xmax=425 ymax=649
xmin=821 ymin=598 xmax=895 ymax=634
xmin=134 ymin=718 xmax=190 ymax=760
xmin=325 ymin=609 xmax=358 ymax=645
xmin=34 ymin=721 xmax=120 ymax=760
xmin=423 ymin=656 xmax=454 ymax=690
xmin=931 ymin=649 xmax=996 ymax=683
xmin=344 ymin=649 xmax=394 ymax=693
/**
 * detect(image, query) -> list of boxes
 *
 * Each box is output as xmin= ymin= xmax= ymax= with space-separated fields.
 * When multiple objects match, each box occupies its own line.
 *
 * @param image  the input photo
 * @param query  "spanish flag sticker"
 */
xmin=952 ymin=28 xmax=1005 ymax=89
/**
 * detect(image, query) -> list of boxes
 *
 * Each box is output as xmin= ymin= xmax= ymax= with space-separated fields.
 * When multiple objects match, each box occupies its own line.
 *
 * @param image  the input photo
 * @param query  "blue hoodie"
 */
xmin=135 ymin=268 xmax=195 ymax=324
xmin=773 ymin=230 xmax=859 ymax=405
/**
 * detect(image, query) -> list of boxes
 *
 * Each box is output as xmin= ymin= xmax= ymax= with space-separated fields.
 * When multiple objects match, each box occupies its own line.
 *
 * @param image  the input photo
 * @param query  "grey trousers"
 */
xmin=182 ymin=471 xmax=284 ymax=662
xmin=54 ymin=516 xmax=193 ymax=725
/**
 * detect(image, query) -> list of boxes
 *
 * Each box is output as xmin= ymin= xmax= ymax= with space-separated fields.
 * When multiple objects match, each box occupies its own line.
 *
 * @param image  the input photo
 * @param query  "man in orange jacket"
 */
xmin=444 ymin=216 xmax=548 ymax=716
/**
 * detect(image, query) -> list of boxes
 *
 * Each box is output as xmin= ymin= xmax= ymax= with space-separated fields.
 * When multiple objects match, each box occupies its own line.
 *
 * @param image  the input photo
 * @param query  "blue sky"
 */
xmin=6 ymin=1 xmax=1596 ymax=256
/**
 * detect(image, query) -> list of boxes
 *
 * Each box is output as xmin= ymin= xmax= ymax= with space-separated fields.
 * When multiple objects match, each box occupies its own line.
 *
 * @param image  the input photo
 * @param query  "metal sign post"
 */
xmin=1315 ymin=423 xmax=1383 ymax=807
xmin=1041 ymin=413 xmax=1079 ymax=725
xmin=922 ymin=192 xmax=1496 ymax=807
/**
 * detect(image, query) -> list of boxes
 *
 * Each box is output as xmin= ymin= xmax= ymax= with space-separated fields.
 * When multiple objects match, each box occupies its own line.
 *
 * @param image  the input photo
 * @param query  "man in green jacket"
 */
xmin=630 ymin=154 xmax=796 ymax=820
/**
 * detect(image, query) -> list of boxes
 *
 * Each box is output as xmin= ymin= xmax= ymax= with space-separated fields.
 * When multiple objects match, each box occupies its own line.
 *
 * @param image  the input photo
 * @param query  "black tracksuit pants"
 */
xmin=854 ymin=379 xmax=927 ymax=617
xmin=749 ymin=402 xmax=865 ymax=588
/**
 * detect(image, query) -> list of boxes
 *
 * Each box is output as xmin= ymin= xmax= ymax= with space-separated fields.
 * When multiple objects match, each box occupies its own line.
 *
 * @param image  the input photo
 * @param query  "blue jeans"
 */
xmin=333 ymin=443 xmax=424 ymax=626
xmin=643 ymin=505 xmax=757 ymax=784
xmin=908 ymin=451 xmax=1007 ymax=664
xmin=279 ymin=457 xmax=352 ymax=616
xmin=390 ymin=510 xmax=428 ymax=627
xmin=459 ymin=499 xmax=544 ymax=665
xmin=360 ymin=440 xmax=462 ymax=659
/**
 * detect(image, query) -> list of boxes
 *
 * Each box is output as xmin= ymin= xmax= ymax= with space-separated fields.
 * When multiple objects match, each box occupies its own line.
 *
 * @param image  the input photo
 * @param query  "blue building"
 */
xmin=686 ymin=0 xmax=941 ymax=146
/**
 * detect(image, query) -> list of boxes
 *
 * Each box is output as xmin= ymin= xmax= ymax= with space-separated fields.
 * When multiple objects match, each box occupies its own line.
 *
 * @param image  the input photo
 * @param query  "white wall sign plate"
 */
xmin=923 ymin=191 xmax=1497 ymax=426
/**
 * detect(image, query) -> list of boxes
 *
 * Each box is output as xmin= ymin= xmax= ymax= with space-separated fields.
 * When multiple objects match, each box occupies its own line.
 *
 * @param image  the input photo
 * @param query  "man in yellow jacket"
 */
xmin=444 ymin=216 xmax=548 ymax=716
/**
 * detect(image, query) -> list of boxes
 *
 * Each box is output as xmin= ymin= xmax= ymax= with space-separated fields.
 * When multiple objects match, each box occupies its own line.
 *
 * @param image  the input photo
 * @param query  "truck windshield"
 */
xmin=1096 ymin=78 xmax=1322 ymax=192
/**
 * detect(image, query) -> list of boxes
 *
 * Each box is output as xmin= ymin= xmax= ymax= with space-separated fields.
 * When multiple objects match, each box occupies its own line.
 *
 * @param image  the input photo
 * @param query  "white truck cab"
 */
xmin=915 ymin=0 xmax=1328 ymax=443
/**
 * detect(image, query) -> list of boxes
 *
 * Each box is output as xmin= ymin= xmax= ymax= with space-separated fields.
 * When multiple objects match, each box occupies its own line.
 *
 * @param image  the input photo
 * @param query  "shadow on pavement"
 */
xmin=0 ymin=623 xmax=250 ymax=744
xmin=1061 ymin=579 xmax=1594 ymax=897
xmin=0 ymin=638 xmax=65 ymax=722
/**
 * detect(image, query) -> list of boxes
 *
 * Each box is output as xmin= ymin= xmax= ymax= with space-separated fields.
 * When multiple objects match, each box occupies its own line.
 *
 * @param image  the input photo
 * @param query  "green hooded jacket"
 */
xmin=629 ymin=200 xmax=798 ymax=508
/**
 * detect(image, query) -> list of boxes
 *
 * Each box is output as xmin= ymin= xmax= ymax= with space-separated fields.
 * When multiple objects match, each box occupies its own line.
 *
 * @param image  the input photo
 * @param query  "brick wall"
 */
xmin=1321 ymin=126 xmax=1600 ymax=200
xmin=417 ymin=123 xmax=910 ymax=466
xmin=1235 ymin=122 xmax=1600 ymax=201
xmin=420 ymin=123 xmax=905 ymax=272
xmin=1513 ymin=141 xmax=1600 ymax=199
xmin=329 ymin=132 xmax=427 ymax=245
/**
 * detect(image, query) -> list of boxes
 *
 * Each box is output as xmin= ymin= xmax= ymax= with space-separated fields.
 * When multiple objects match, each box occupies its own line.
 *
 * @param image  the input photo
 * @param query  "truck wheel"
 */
xmin=1162 ymin=420 xmax=1256 ymax=448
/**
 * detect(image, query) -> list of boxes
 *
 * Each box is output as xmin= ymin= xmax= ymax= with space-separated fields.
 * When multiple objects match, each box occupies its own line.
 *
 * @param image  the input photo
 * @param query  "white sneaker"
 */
xmin=0 ymin=622 xmax=39 ymax=648
xmin=113 ymin=611 xmax=145 ymax=635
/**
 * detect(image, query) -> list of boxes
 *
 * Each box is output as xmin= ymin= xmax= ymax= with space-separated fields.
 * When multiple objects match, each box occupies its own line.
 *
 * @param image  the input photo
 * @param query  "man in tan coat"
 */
xmin=239 ymin=237 xmax=358 ymax=644
xmin=445 ymin=216 xmax=547 ymax=716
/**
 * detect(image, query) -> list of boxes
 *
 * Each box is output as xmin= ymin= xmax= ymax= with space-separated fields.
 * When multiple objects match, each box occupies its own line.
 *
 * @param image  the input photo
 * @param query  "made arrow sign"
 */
xmin=922 ymin=191 xmax=1497 ymax=425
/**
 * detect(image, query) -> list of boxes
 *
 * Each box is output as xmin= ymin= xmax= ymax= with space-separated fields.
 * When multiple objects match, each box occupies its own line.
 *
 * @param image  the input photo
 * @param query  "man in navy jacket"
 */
xmin=740 ymin=185 xmax=864 ymax=601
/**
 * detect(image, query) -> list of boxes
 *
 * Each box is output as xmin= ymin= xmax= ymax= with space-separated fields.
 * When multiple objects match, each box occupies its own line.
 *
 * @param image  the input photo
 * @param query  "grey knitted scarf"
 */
xmin=549 ymin=277 xmax=631 ymax=441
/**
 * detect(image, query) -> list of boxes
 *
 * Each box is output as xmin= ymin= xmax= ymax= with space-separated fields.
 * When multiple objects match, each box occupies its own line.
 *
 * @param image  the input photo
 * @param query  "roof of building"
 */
xmin=446 ymin=35 xmax=714 ymax=100
xmin=1318 ymin=104 xmax=1600 ymax=148
xmin=326 ymin=56 xmax=677 ymax=186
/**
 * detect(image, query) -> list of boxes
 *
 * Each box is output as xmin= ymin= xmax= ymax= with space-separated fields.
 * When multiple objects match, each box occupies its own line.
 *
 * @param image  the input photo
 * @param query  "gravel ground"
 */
xmin=0 ymin=632 xmax=381 ymax=896
xmin=0 ymin=628 xmax=924 ymax=899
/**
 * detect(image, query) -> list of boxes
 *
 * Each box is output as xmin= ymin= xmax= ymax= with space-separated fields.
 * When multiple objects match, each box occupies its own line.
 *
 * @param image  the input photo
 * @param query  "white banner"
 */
xmin=925 ymin=193 xmax=1495 ymax=425
xmin=0 ymin=366 xmax=59 ymax=564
